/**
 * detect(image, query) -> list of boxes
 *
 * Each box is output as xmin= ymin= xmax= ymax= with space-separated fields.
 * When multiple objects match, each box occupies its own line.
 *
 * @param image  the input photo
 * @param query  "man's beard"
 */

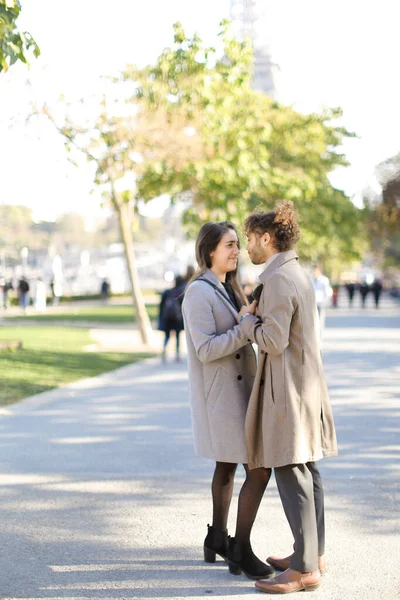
xmin=251 ymin=247 xmax=265 ymax=265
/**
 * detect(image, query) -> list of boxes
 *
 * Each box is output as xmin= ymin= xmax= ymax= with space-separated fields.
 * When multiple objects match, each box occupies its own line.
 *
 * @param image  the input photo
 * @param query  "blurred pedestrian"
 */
xmin=345 ymin=282 xmax=356 ymax=308
xmin=3 ymin=279 xmax=13 ymax=309
xmin=359 ymin=279 xmax=370 ymax=308
xmin=159 ymin=275 xmax=185 ymax=362
xmin=18 ymin=276 xmax=30 ymax=311
xmin=101 ymin=279 xmax=110 ymax=303
xmin=310 ymin=265 xmax=332 ymax=338
xmin=371 ymin=278 xmax=383 ymax=308
xmin=331 ymin=284 xmax=339 ymax=308
xmin=0 ymin=277 xmax=4 ymax=312
xmin=182 ymin=221 xmax=273 ymax=580
xmin=34 ymin=278 xmax=47 ymax=312
xmin=50 ymin=279 xmax=62 ymax=306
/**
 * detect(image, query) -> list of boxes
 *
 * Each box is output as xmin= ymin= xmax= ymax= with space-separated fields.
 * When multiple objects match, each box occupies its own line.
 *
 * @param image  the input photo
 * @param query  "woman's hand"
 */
xmin=238 ymin=300 xmax=258 ymax=323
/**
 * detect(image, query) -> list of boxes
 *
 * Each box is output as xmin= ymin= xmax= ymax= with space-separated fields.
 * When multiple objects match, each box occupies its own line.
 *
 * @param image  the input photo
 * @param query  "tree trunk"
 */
xmin=116 ymin=199 xmax=153 ymax=346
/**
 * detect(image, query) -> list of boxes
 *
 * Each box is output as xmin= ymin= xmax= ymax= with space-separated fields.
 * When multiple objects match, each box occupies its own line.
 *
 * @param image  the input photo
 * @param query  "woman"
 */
xmin=159 ymin=275 xmax=185 ymax=363
xmin=182 ymin=221 xmax=274 ymax=581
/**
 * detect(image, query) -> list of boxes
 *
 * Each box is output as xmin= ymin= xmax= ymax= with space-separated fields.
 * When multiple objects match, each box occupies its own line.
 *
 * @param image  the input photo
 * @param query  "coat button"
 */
xmin=237 ymin=375 xmax=242 ymax=381
xmin=236 ymin=353 xmax=240 ymax=359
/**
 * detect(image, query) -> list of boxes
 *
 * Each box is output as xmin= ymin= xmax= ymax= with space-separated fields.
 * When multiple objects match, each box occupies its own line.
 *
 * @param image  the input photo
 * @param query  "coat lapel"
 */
xmin=202 ymin=269 xmax=239 ymax=321
xmin=259 ymin=250 xmax=298 ymax=284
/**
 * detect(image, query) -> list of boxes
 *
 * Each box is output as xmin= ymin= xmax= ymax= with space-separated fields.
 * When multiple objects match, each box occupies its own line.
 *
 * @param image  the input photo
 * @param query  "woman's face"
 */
xmin=210 ymin=229 xmax=240 ymax=274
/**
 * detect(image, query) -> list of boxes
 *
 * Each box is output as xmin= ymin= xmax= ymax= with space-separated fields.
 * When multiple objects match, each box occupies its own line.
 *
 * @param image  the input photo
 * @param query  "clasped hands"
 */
xmin=238 ymin=300 xmax=258 ymax=323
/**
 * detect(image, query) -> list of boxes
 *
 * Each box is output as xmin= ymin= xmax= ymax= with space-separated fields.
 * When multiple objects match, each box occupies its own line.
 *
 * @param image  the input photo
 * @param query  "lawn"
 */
xmin=0 ymin=326 xmax=153 ymax=406
xmin=3 ymin=304 xmax=159 ymax=324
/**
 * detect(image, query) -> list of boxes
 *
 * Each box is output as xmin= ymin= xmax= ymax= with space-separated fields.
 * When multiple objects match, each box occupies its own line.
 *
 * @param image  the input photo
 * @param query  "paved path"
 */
xmin=0 ymin=299 xmax=399 ymax=599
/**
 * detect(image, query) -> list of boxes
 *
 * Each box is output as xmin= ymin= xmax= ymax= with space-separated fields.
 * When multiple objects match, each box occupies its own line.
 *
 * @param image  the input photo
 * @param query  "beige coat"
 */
xmin=182 ymin=269 xmax=257 ymax=463
xmin=240 ymin=251 xmax=338 ymax=469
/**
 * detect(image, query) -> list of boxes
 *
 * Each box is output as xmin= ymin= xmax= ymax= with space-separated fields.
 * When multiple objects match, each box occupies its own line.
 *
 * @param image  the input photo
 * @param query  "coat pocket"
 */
xmin=206 ymin=367 xmax=225 ymax=408
xmin=268 ymin=355 xmax=286 ymax=415
xmin=270 ymin=362 xmax=275 ymax=404
xmin=264 ymin=358 xmax=274 ymax=407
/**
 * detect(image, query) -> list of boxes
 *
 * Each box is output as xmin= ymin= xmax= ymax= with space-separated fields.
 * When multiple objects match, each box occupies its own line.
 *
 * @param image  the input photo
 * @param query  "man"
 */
xmin=237 ymin=202 xmax=338 ymax=594
xmin=345 ymin=281 xmax=356 ymax=308
xmin=310 ymin=265 xmax=332 ymax=338
xmin=371 ymin=278 xmax=383 ymax=309
xmin=18 ymin=276 xmax=30 ymax=311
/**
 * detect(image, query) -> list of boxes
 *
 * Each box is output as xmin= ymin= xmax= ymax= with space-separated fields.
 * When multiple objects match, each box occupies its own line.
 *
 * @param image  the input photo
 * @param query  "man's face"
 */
xmin=246 ymin=232 xmax=269 ymax=265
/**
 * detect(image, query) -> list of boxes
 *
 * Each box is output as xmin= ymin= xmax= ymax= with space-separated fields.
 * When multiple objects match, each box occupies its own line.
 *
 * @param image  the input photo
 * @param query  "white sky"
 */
xmin=0 ymin=0 xmax=399 ymax=221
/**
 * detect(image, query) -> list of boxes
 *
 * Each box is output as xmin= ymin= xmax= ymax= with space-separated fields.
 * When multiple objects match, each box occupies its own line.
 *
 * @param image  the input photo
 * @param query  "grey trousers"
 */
xmin=274 ymin=461 xmax=325 ymax=573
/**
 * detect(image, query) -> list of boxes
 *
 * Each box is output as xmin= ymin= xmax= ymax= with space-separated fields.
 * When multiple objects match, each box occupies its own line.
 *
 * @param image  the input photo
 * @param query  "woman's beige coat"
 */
xmin=182 ymin=269 xmax=257 ymax=463
xmin=240 ymin=251 xmax=338 ymax=469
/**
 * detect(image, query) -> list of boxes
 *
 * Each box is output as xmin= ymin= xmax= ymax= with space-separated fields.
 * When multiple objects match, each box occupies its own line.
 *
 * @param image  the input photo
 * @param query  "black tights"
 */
xmin=211 ymin=461 xmax=271 ymax=543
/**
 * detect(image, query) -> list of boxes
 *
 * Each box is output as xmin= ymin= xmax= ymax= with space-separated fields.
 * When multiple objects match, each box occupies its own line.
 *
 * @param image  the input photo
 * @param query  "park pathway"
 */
xmin=0 ymin=296 xmax=399 ymax=599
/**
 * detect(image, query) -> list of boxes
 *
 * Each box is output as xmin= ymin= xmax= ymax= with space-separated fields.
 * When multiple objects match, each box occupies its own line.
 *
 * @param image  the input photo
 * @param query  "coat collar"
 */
xmin=203 ymin=268 xmax=226 ymax=289
xmin=201 ymin=268 xmax=239 ymax=318
xmin=259 ymin=250 xmax=298 ymax=283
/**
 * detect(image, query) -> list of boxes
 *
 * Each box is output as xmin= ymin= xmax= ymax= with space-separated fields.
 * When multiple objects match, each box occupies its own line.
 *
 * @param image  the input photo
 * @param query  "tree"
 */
xmin=37 ymin=20 xmax=365 ymax=335
xmin=39 ymin=99 xmax=153 ymax=345
xmin=0 ymin=0 xmax=39 ymax=72
xmin=0 ymin=204 xmax=40 ymax=255
xmin=52 ymin=213 xmax=93 ymax=252
xmin=364 ymin=153 xmax=400 ymax=267
xmin=128 ymin=22 xmax=365 ymax=275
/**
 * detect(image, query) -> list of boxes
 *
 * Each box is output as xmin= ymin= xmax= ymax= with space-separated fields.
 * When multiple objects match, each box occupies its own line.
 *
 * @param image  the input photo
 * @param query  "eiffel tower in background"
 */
xmin=230 ymin=0 xmax=279 ymax=98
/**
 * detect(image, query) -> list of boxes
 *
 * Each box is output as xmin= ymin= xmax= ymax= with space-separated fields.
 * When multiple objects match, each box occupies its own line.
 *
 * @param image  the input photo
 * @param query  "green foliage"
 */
xmin=127 ymin=22 xmax=365 ymax=270
xmin=0 ymin=0 xmax=39 ymax=72
xmin=4 ymin=303 xmax=159 ymax=324
xmin=0 ymin=204 xmax=45 ymax=257
xmin=0 ymin=205 xmax=94 ymax=259
xmin=364 ymin=153 xmax=400 ymax=267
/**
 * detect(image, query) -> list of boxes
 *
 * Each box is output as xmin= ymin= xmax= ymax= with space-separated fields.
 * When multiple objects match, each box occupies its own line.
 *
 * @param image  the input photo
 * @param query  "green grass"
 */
xmin=0 ymin=327 xmax=153 ymax=406
xmin=4 ymin=304 xmax=158 ymax=324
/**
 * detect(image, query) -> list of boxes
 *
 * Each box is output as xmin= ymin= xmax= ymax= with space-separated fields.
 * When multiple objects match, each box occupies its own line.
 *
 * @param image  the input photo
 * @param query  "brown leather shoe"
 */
xmin=267 ymin=554 xmax=327 ymax=574
xmin=266 ymin=555 xmax=292 ymax=572
xmin=255 ymin=568 xmax=321 ymax=594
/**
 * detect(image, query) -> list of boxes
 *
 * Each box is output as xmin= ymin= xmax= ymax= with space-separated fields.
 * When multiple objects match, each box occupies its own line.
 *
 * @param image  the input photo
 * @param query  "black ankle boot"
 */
xmin=203 ymin=524 xmax=229 ymax=563
xmin=227 ymin=537 xmax=275 ymax=580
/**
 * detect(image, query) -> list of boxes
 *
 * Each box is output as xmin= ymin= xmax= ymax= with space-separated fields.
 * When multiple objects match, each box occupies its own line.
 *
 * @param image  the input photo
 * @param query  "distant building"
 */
xmin=230 ymin=0 xmax=279 ymax=98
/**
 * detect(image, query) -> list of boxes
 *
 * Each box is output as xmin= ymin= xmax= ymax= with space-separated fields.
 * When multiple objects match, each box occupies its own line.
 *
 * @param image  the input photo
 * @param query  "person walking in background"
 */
xmin=371 ymin=278 xmax=383 ymax=308
xmin=34 ymin=278 xmax=47 ymax=312
xmin=310 ymin=265 xmax=332 ymax=338
xmin=359 ymin=279 xmax=370 ymax=308
xmin=18 ymin=276 xmax=30 ymax=311
xmin=0 ymin=277 xmax=4 ymax=313
xmin=2 ymin=279 xmax=13 ymax=309
xmin=101 ymin=279 xmax=110 ymax=303
xmin=345 ymin=281 xmax=356 ymax=308
xmin=50 ymin=279 xmax=62 ymax=306
xmin=182 ymin=221 xmax=274 ymax=581
xmin=238 ymin=201 xmax=338 ymax=594
xmin=159 ymin=275 xmax=186 ymax=363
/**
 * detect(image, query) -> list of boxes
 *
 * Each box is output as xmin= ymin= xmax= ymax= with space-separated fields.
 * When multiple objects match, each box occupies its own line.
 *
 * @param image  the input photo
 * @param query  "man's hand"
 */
xmin=238 ymin=300 xmax=258 ymax=322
